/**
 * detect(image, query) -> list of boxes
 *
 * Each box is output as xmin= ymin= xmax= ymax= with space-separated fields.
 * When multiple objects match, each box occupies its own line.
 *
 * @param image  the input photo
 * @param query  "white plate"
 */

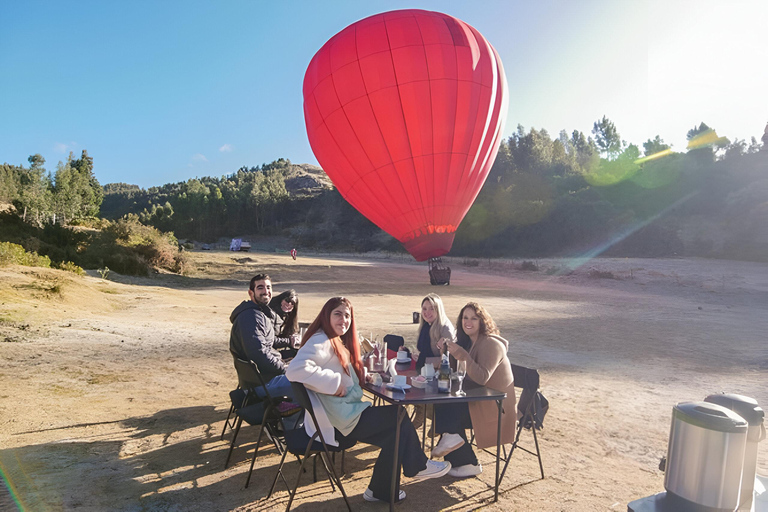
xmin=395 ymin=357 xmax=411 ymax=363
xmin=386 ymin=383 xmax=411 ymax=391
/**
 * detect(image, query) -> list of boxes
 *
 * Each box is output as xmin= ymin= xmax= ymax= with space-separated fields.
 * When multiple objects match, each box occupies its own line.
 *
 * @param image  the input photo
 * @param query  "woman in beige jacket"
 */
xmin=432 ymin=302 xmax=517 ymax=478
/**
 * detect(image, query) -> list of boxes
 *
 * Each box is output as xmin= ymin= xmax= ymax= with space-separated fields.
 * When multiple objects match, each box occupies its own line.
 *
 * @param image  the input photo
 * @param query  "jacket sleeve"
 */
xmin=454 ymin=337 xmax=505 ymax=386
xmin=441 ymin=322 xmax=456 ymax=341
xmin=285 ymin=335 xmax=342 ymax=395
xmin=249 ymin=310 xmax=286 ymax=374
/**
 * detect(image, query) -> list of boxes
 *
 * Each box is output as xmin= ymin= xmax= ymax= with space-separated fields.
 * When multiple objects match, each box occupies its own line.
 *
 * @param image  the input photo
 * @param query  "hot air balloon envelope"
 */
xmin=303 ymin=9 xmax=508 ymax=261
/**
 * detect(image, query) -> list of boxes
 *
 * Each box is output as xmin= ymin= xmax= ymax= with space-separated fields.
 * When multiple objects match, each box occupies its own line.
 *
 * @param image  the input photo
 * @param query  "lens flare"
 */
xmin=687 ymin=129 xmax=728 ymax=150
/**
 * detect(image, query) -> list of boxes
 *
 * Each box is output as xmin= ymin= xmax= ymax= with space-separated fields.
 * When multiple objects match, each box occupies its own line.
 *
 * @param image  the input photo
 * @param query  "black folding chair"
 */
xmin=499 ymin=364 xmax=545 ymax=482
xmin=267 ymin=381 xmax=355 ymax=512
xmin=220 ymin=388 xmax=240 ymax=441
xmin=223 ymin=357 xmax=301 ymax=488
xmin=384 ymin=334 xmax=405 ymax=353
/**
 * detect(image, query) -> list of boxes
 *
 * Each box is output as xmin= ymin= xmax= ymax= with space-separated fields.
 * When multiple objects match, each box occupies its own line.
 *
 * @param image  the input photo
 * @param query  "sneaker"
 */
xmin=431 ymin=433 xmax=465 ymax=458
xmin=412 ymin=460 xmax=451 ymax=480
xmin=363 ymin=487 xmax=406 ymax=502
xmin=448 ymin=463 xmax=482 ymax=478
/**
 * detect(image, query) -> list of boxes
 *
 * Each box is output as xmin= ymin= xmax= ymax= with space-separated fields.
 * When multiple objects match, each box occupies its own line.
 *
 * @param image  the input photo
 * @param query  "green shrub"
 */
xmin=520 ymin=260 xmax=539 ymax=271
xmin=57 ymin=261 xmax=85 ymax=275
xmin=0 ymin=241 xmax=52 ymax=268
xmin=83 ymin=217 xmax=187 ymax=275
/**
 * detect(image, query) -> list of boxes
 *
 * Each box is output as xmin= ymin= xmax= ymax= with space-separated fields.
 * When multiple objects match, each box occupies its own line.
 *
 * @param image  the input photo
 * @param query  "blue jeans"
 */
xmin=256 ymin=374 xmax=300 ymax=429
xmin=257 ymin=374 xmax=294 ymax=401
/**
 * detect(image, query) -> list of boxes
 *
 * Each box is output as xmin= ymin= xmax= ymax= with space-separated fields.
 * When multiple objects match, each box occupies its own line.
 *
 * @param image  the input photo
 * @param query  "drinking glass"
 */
xmin=454 ymin=360 xmax=467 ymax=396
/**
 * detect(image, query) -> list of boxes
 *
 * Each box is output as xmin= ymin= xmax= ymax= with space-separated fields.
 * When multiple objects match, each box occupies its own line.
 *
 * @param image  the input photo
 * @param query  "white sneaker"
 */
xmin=363 ymin=487 xmax=406 ymax=502
xmin=431 ymin=433 xmax=465 ymax=458
xmin=412 ymin=459 xmax=451 ymax=480
xmin=448 ymin=463 xmax=482 ymax=478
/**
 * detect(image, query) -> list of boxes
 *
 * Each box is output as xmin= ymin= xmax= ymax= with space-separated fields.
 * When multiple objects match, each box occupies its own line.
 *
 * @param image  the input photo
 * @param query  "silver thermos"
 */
xmin=664 ymin=401 xmax=748 ymax=511
xmin=704 ymin=393 xmax=766 ymax=511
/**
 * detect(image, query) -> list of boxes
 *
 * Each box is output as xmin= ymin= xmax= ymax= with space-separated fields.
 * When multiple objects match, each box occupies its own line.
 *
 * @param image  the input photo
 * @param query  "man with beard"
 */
xmin=230 ymin=273 xmax=299 ymax=398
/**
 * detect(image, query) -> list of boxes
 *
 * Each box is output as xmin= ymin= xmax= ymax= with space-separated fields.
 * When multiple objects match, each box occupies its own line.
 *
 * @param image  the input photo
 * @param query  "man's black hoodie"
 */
xmin=229 ymin=300 xmax=290 ymax=383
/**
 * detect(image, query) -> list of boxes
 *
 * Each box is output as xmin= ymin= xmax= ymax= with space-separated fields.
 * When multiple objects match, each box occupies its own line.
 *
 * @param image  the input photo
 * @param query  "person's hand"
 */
xmin=436 ymin=337 xmax=449 ymax=350
xmin=333 ymin=382 xmax=347 ymax=397
xmin=290 ymin=334 xmax=301 ymax=349
xmin=444 ymin=339 xmax=465 ymax=360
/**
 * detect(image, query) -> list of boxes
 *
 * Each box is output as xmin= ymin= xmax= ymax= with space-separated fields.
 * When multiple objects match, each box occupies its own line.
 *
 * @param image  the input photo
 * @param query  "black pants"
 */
xmin=434 ymin=402 xmax=478 ymax=467
xmin=335 ymin=405 xmax=427 ymax=501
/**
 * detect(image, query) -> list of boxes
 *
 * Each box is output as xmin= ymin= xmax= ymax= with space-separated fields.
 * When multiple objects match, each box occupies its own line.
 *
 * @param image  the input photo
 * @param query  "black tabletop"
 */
xmin=363 ymin=376 xmax=506 ymax=405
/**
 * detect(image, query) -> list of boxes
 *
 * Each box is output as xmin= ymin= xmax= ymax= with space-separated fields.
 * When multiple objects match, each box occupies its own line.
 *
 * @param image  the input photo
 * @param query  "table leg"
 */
xmin=421 ymin=405 xmax=427 ymax=452
xmin=390 ymin=405 xmax=406 ymax=511
xmin=495 ymin=399 xmax=502 ymax=502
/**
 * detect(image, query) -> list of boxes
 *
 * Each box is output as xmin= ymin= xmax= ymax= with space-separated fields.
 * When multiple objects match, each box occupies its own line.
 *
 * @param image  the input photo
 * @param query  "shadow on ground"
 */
xmin=1 ymin=404 xmax=546 ymax=511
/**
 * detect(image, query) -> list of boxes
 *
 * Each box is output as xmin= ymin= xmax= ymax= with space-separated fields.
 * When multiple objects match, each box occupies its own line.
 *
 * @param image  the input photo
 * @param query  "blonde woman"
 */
xmin=415 ymin=293 xmax=455 ymax=370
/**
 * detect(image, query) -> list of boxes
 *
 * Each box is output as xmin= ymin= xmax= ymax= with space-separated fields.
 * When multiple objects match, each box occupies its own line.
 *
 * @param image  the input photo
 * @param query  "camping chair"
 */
xmin=221 ymin=360 xmax=259 ymax=441
xmin=267 ymin=381 xmax=355 ymax=512
xmin=460 ymin=364 xmax=545 ymax=483
xmin=223 ymin=358 xmax=301 ymax=487
xmin=220 ymin=386 xmax=240 ymax=441
xmin=499 ymin=364 xmax=545 ymax=482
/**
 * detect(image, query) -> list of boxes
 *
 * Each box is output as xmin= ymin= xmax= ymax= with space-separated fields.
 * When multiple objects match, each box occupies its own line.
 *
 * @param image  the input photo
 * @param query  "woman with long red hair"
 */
xmin=286 ymin=297 xmax=450 ymax=503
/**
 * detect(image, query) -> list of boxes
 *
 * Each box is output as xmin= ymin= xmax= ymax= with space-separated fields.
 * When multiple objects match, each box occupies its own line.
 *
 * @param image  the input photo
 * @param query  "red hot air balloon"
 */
xmin=303 ymin=9 xmax=508 ymax=261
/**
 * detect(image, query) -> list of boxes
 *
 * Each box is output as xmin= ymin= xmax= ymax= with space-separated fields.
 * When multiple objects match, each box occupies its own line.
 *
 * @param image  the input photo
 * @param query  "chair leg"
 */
xmin=286 ymin=444 xmax=314 ymax=512
xmin=530 ymin=408 xmax=544 ymax=479
xmin=224 ymin=417 xmax=243 ymax=469
xmin=319 ymin=451 xmax=351 ymax=512
xmin=221 ymin=403 xmax=235 ymax=441
xmin=245 ymin=424 xmax=267 ymax=488
xmin=268 ymin=440 xmax=292 ymax=498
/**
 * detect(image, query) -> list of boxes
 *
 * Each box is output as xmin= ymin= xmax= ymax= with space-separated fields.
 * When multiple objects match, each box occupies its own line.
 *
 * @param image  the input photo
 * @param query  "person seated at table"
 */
xmin=270 ymin=289 xmax=299 ymax=338
xmin=286 ymin=297 xmax=451 ymax=503
xmin=431 ymin=302 xmax=517 ymax=478
xmin=415 ymin=293 xmax=455 ymax=371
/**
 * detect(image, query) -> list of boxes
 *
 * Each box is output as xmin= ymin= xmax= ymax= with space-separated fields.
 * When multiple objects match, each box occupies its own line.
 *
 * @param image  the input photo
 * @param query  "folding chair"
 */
xmin=267 ymin=381 xmax=355 ymax=512
xmin=384 ymin=334 xmax=405 ymax=353
xmin=499 ymin=364 xmax=545 ymax=482
xmin=223 ymin=357 xmax=301 ymax=488
xmin=220 ymin=387 xmax=239 ymax=441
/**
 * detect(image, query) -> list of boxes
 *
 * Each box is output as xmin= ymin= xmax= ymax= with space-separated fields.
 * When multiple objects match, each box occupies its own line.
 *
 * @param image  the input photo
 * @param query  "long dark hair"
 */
xmin=301 ymin=297 xmax=364 ymax=384
xmin=269 ymin=289 xmax=299 ymax=337
xmin=456 ymin=302 xmax=499 ymax=350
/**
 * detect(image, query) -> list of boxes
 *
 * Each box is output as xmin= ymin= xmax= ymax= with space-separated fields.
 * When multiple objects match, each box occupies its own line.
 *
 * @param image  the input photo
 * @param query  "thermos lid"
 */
xmin=704 ymin=393 xmax=764 ymax=426
xmin=674 ymin=401 xmax=748 ymax=433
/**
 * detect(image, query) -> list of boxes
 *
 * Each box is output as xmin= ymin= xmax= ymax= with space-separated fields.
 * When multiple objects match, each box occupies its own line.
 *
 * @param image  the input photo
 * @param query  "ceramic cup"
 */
xmin=394 ymin=375 xmax=407 ymax=387
xmin=397 ymin=349 xmax=408 ymax=362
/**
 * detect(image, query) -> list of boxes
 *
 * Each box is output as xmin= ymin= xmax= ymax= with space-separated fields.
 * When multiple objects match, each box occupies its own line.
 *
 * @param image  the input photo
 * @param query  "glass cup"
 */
xmin=454 ymin=360 xmax=467 ymax=396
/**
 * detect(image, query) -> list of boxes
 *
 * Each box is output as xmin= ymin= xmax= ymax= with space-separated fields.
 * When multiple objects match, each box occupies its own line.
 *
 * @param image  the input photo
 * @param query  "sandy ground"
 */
xmin=1 ymin=251 xmax=766 ymax=512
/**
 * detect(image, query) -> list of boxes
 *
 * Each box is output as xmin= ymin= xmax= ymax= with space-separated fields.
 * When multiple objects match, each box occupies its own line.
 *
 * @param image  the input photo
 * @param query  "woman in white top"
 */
xmin=286 ymin=297 xmax=450 ymax=503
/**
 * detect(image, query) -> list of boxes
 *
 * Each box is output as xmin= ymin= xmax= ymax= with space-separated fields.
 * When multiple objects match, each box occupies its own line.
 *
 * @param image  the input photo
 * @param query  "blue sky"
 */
xmin=1 ymin=0 xmax=766 ymax=189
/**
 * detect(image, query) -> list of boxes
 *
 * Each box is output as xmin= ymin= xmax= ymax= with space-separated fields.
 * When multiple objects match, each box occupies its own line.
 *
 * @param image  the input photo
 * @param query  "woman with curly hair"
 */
xmin=431 ymin=302 xmax=517 ymax=478
xmin=286 ymin=297 xmax=451 ymax=503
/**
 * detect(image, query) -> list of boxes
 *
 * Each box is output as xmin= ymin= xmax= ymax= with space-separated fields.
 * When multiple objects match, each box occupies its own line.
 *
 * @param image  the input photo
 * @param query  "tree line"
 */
xmin=2 ymin=118 xmax=767 ymax=263
xmin=0 ymin=150 xmax=103 ymax=226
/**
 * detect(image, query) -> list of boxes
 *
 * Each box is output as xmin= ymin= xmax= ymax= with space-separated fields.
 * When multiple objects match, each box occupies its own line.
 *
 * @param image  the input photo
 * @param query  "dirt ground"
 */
xmin=1 ymin=250 xmax=766 ymax=511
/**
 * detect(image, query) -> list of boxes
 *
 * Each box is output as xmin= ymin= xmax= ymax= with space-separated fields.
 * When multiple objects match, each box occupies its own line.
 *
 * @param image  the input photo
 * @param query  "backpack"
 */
xmin=517 ymin=389 xmax=549 ymax=430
